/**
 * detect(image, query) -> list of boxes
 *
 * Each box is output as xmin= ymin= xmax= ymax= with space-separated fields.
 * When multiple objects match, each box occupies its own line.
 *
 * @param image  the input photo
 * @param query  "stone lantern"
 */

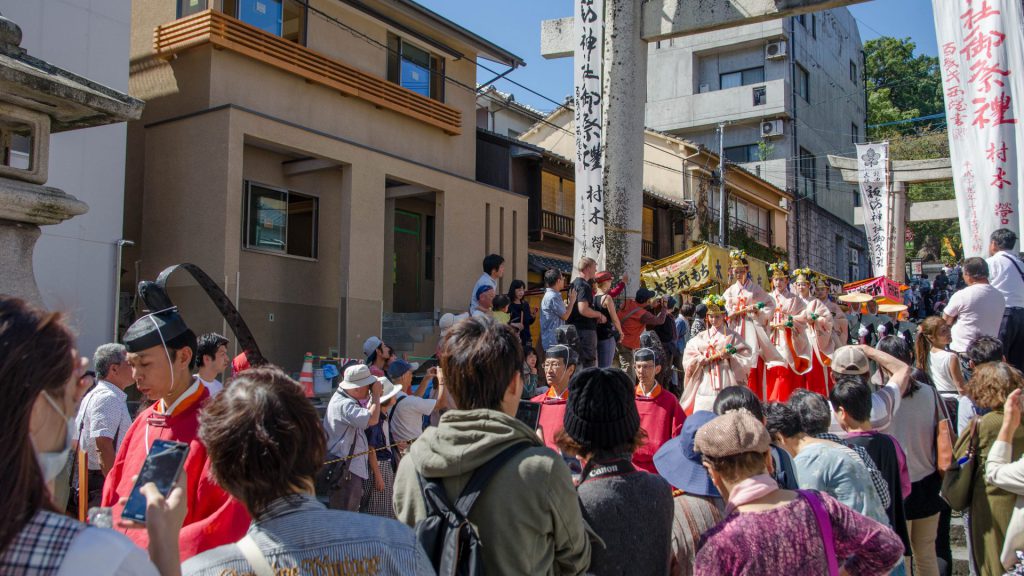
xmin=0 ymin=13 xmax=143 ymax=303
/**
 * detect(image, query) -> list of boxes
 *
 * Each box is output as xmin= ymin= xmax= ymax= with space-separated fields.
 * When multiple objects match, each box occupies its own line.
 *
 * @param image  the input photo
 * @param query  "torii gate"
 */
xmin=542 ymin=0 xmax=871 ymax=293
xmin=828 ymin=155 xmax=954 ymax=280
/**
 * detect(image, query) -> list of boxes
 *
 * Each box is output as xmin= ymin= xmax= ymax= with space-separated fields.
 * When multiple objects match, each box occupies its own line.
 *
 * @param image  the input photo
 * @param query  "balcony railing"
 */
xmin=153 ymin=10 xmax=462 ymax=135
xmin=541 ymin=210 xmax=573 ymax=239
xmin=642 ymin=239 xmax=656 ymax=259
xmin=708 ymin=209 xmax=771 ymax=246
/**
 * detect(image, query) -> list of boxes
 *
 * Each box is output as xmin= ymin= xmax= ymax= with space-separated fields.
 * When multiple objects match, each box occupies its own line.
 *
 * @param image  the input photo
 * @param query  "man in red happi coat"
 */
xmin=631 ymin=347 xmax=686 ymax=473
xmin=102 ymin=306 xmax=250 ymax=560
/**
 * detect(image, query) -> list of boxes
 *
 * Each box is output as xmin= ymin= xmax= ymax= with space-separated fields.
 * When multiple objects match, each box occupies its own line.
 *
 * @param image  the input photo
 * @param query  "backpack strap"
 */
xmin=1003 ymin=252 xmax=1024 ymax=283
xmin=453 ymin=443 xmax=531 ymax=516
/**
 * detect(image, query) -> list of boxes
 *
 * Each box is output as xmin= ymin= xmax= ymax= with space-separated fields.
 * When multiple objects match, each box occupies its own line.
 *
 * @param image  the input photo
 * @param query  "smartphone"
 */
xmin=120 ymin=439 xmax=190 ymax=523
xmin=515 ymin=400 xmax=541 ymax=430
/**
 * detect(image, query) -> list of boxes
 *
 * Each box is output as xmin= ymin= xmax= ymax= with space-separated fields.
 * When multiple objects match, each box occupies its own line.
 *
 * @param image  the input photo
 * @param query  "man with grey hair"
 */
xmin=72 ymin=343 xmax=135 ymax=512
xmin=988 ymin=228 xmax=1024 ymax=370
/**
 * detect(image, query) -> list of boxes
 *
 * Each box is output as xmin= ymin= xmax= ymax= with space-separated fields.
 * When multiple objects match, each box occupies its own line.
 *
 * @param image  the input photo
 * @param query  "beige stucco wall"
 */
xmin=136 ymin=106 xmax=526 ymax=367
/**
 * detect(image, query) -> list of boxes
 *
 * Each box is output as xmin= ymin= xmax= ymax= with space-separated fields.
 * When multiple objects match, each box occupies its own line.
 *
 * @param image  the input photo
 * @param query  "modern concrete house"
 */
xmin=2 ymin=0 xmax=133 ymax=358
xmin=646 ymin=9 xmax=868 ymax=280
xmin=516 ymin=106 xmax=791 ymax=283
xmin=124 ymin=0 xmax=527 ymax=366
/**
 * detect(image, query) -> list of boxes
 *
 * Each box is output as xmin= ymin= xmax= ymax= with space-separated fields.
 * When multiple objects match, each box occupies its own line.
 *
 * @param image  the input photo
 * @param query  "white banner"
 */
xmin=573 ymin=0 xmax=605 ymax=268
xmin=857 ymin=142 xmax=891 ymax=278
xmin=933 ymin=0 xmax=1024 ymax=257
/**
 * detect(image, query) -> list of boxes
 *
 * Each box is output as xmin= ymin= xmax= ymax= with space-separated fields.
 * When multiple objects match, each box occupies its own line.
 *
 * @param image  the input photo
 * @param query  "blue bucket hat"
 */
xmin=653 ymin=410 xmax=720 ymax=497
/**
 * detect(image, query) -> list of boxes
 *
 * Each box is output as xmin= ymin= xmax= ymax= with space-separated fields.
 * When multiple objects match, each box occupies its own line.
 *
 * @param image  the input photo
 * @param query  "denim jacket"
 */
xmin=181 ymin=495 xmax=434 ymax=576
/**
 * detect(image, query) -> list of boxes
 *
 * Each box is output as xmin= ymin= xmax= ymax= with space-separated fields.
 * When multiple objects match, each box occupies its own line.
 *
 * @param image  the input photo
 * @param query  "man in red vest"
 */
xmin=102 ymin=307 xmax=250 ymax=560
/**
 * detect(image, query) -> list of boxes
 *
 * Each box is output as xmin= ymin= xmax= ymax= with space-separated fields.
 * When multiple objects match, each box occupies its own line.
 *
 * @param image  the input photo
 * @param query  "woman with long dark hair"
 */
xmin=0 ymin=297 xmax=183 ymax=575
xmin=507 ymin=279 xmax=536 ymax=348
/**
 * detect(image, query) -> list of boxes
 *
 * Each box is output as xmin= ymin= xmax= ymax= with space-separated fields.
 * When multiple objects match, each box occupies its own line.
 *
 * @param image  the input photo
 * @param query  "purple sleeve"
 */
xmin=888 ymin=434 xmax=912 ymax=498
xmin=824 ymin=492 xmax=904 ymax=574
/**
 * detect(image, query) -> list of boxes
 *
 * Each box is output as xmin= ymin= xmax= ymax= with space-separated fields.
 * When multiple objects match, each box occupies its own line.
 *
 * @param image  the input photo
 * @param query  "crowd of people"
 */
xmin=4 ymin=228 xmax=1024 ymax=575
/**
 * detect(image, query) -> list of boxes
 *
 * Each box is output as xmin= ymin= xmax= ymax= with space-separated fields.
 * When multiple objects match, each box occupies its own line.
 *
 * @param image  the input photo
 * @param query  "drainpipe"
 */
xmin=789 ymin=16 xmax=800 ymax=269
xmin=113 ymin=239 xmax=134 ymax=340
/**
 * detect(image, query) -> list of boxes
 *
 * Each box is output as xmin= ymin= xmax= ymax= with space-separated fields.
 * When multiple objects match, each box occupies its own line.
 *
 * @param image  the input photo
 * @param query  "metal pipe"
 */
xmin=113 ymin=239 xmax=134 ymax=340
xmin=718 ymin=122 xmax=727 ymax=245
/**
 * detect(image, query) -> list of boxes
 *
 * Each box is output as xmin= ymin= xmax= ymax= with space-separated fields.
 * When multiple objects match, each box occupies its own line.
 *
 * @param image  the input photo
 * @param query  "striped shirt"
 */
xmin=181 ymin=495 xmax=433 ymax=576
xmin=671 ymin=493 xmax=724 ymax=576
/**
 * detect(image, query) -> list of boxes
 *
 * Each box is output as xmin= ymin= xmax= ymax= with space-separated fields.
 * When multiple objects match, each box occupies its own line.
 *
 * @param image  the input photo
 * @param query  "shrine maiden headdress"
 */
xmin=813 ymin=274 xmax=830 ymax=289
xmin=792 ymin=268 xmax=813 ymax=283
xmin=729 ymin=249 xmax=748 ymax=268
xmin=702 ymin=294 xmax=727 ymax=315
xmin=769 ymin=261 xmax=790 ymax=280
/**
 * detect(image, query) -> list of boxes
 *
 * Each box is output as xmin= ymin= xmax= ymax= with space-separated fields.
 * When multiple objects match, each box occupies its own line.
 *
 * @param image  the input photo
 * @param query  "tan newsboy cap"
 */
xmin=694 ymin=409 xmax=771 ymax=458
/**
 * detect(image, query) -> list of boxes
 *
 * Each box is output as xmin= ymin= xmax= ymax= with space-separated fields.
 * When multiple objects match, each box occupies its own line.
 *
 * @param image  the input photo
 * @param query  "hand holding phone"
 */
xmin=119 ymin=439 xmax=189 ymax=524
xmin=515 ymin=400 xmax=541 ymax=430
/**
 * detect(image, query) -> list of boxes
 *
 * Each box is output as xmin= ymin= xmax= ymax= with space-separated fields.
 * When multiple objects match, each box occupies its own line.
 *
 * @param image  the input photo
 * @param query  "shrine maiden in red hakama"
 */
xmin=722 ymin=250 xmax=775 ymax=394
xmin=794 ymin=271 xmax=835 ymax=396
xmin=764 ymin=262 xmax=812 ymax=402
xmin=681 ymin=294 xmax=754 ymax=414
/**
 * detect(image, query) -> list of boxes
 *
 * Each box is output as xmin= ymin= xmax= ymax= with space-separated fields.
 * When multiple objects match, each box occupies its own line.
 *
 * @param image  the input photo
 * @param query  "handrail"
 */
xmin=541 ymin=210 xmax=574 ymax=238
xmin=154 ymin=10 xmax=462 ymax=135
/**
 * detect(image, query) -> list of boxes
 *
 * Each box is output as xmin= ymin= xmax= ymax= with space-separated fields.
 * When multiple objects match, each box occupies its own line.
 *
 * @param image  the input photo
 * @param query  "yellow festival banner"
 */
xmin=641 ymin=244 xmax=843 ymax=296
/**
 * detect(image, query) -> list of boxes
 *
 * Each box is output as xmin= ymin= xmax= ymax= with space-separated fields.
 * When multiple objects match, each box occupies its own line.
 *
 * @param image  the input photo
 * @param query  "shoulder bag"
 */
xmin=933 ymin=386 xmax=955 ymax=475
xmin=941 ymin=418 xmax=979 ymax=511
xmin=797 ymin=490 xmax=839 ymax=576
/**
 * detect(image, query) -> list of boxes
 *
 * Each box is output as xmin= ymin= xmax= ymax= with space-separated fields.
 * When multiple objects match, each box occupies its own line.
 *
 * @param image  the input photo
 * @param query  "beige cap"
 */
xmin=832 ymin=345 xmax=870 ymax=375
xmin=694 ymin=409 xmax=770 ymax=458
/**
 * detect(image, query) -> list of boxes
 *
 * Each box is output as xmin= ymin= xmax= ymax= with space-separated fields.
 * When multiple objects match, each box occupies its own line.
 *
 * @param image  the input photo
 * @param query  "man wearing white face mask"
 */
xmin=101 ymin=304 xmax=250 ymax=561
xmin=0 ymin=296 xmax=186 ymax=576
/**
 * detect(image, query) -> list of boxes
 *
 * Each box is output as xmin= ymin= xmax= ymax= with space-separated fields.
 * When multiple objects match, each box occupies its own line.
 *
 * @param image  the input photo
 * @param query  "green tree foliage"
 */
xmin=864 ymin=37 xmax=945 ymax=139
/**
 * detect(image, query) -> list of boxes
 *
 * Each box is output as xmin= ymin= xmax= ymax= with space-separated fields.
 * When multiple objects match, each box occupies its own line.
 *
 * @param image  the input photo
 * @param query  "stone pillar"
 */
xmin=602 ymin=0 xmax=647 ymax=294
xmin=890 ymin=180 xmax=908 ymax=281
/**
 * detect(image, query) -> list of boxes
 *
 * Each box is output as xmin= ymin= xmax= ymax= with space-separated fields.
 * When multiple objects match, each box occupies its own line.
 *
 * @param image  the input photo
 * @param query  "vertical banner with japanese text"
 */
xmin=856 ymin=142 xmax=891 ymax=278
xmin=933 ymin=0 xmax=1023 ymax=257
xmin=574 ymin=0 xmax=605 ymax=269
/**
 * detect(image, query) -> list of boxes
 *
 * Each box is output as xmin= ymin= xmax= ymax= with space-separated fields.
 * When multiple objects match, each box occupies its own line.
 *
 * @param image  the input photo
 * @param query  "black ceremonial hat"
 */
xmin=123 ymin=282 xmax=191 ymax=353
xmin=123 ymin=309 xmax=190 ymax=353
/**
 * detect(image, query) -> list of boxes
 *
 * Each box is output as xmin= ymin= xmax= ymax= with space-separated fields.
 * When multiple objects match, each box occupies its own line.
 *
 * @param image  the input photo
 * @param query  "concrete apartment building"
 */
xmin=124 ymin=0 xmax=526 ymax=366
xmin=646 ymin=9 xmax=869 ymax=280
xmin=2 ymin=0 xmax=132 ymax=358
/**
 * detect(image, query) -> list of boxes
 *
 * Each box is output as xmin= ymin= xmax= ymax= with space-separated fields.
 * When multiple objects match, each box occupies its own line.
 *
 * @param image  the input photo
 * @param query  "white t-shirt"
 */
xmin=987 ymin=251 xmax=1024 ymax=308
xmin=928 ymin=349 xmax=960 ymax=395
xmin=59 ymin=526 xmax=159 ymax=576
xmin=829 ymin=377 xmax=902 ymax=434
xmin=389 ymin=392 xmax=437 ymax=443
xmin=944 ymin=283 xmax=1006 ymax=352
xmin=198 ymin=375 xmax=223 ymax=397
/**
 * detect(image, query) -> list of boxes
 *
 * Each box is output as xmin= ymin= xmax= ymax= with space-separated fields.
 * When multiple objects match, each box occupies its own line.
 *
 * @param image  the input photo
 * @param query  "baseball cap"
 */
xmin=636 ymin=287 xmax=656 ymax=304
xmin=832 ymin=345 xmax=870 ymax=375
xmin=694 ymin=409 xmax=770 ymax=458
xmin=387 ymin=358 xmax=419 ymax=380
xmin=362 ymin=336 xmax=383 ymax=358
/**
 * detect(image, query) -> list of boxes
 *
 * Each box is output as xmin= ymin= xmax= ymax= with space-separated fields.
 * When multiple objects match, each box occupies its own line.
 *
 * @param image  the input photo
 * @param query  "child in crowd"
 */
xmin=492 ymin=294 xmax=511 ymax=324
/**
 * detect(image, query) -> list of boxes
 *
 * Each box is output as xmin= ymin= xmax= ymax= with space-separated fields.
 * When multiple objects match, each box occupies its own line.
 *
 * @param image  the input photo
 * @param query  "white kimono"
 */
xmin=681 ymin=324 xmax=754 ymax=414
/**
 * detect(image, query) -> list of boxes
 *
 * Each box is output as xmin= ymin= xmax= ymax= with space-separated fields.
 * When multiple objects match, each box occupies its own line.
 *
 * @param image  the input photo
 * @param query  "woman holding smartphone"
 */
xmin=0 ymin=296 xmax=185 ymax=576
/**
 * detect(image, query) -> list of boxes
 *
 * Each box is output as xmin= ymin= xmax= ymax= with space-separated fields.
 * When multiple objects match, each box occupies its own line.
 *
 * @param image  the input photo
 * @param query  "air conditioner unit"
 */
xmin=765 ymin=40 xmax=788 ymax=60
xmin=760 ymin=119 xmax=784 ymax=138
xmin=779 ymin=198 xmax=789 ymax=210
xmin=699 ymin=83 xmax=710 ymax=93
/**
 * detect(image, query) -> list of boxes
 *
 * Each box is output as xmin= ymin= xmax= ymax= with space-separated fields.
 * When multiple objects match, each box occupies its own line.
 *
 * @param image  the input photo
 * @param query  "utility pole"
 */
xmin=717 ymin=122 xmax=727 ymax=246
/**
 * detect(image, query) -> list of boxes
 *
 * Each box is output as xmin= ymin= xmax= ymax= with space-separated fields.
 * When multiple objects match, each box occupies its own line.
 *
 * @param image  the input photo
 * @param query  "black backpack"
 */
xmin=415 ymin=443 xmax=529 ymax=576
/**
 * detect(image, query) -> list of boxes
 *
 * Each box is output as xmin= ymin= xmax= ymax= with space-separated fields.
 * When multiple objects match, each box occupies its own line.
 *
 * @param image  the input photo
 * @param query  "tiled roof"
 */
xmin=528 ymin=254 xmax=572 ymax=274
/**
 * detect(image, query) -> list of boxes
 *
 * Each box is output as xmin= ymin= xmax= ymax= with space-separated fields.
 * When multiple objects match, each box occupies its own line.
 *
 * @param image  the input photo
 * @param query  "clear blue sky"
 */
xmin=416 ymin=0 xmax=939 ymax=113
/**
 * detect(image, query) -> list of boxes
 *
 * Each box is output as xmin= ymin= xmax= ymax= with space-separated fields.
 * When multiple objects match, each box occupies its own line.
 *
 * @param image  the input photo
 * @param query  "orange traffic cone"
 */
xmin=299 ymin=353 xmax=315 ymax=398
